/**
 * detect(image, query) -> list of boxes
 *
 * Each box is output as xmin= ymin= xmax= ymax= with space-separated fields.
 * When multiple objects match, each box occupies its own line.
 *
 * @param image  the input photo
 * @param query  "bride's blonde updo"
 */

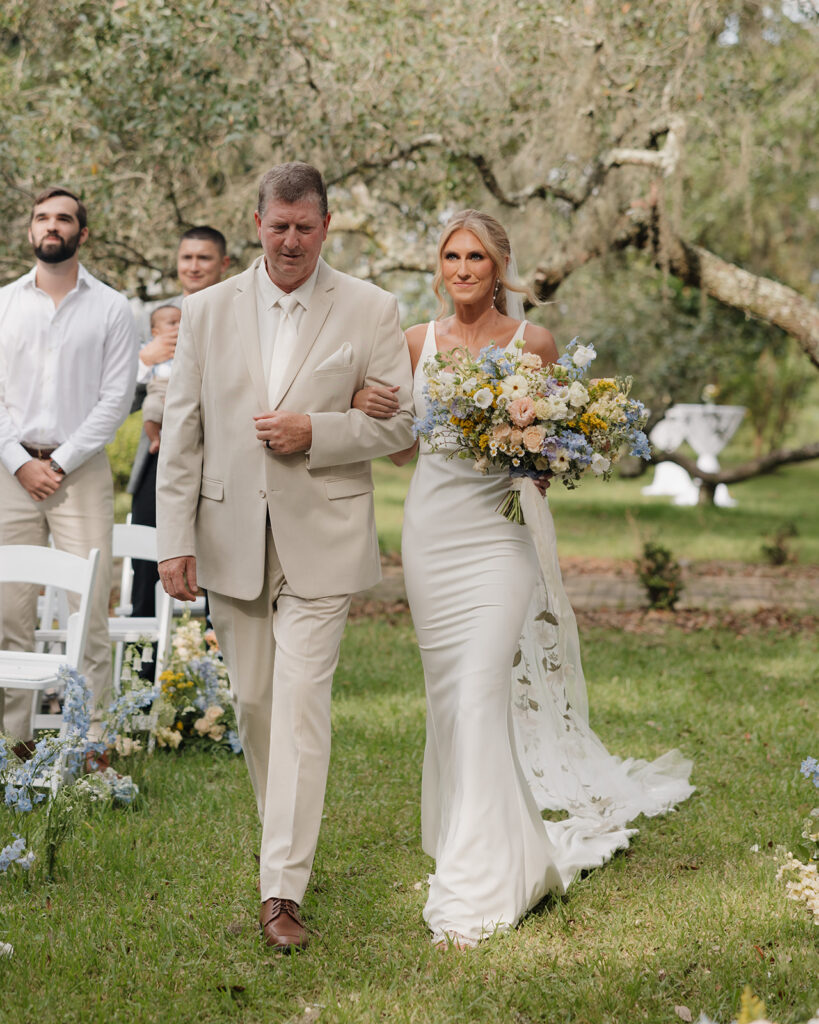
xmin=432 ymin=209 xmax=533 ymax=318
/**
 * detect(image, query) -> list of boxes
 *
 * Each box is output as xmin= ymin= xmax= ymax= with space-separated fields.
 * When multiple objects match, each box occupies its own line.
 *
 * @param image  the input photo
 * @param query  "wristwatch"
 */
xmin=49 ymin=458 xmax=64 ymax=475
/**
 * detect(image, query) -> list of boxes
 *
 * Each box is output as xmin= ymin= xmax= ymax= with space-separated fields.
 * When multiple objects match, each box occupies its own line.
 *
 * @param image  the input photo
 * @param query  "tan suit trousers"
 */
xmin=207 ymin=525 xmax=351 ymax=904
xmin=0 ymin=451 xmax=114 ymax=741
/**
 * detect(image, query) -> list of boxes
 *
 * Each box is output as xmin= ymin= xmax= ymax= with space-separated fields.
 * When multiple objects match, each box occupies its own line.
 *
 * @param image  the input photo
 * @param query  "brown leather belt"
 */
xmin=22 ymin=444 xmax=58 ymax=460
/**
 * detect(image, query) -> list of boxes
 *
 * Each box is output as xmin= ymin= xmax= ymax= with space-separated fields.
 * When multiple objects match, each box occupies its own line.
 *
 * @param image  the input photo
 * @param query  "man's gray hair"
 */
xmin=257 ymin=163 xmax=328 ymax=219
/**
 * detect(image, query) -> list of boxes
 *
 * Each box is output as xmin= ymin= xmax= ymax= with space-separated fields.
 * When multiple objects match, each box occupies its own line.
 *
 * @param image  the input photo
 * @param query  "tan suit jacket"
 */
xmin=156 ymin=257 xmax=414 ymax=600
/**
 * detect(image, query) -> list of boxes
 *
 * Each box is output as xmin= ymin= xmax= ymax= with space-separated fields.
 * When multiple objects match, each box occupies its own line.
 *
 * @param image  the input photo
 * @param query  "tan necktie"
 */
xmin=267 ymin=293 xmax=300 ymax=407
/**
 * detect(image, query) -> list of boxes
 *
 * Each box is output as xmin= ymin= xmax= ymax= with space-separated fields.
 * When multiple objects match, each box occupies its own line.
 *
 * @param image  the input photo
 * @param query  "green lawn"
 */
xmin=373 ymin=457 xmax=819 ymax=565
xmin=2 ymin=615 xmax=817 ymax=1023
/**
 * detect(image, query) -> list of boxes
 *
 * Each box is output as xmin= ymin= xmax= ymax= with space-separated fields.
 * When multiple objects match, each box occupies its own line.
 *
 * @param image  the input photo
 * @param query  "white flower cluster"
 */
xmin=776 ymin=852 xmax=819 ymax=924
xmin=171 ymin=619 xmax=205 ymax=662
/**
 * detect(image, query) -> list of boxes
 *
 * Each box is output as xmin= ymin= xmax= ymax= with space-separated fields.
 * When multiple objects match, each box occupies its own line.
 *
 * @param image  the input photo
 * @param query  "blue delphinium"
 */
xmin=59 ymin=665 xmax=92 ymax=741
xmin=187 ymin=657 xmax=222 ymax=712
xmin=801 ymin=757 xmax=819 ymax=787
xmin=227 ymin=730 xmax=243 ymax=755
xmin=630 ymin=430 xmax=651 ymax=460
xmin=105 ymin=683 xmax=158 ymax=741
xmin=109 ymin=773 xmax=139 ymax=806
xmin=0 ymin=834 xmax=27 ymax=873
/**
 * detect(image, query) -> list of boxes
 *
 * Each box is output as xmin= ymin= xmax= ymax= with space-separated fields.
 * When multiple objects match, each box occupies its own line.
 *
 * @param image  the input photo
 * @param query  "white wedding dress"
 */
xmin=402 ymin=321 xmax=695 ymax=945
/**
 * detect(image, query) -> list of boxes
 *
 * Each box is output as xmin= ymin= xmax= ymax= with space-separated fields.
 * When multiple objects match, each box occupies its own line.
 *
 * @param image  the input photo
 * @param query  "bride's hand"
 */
xmin=352 ymin=384 xmax=400 ymax=419
xmin=533 ymin=474 xmax=551 ymax=496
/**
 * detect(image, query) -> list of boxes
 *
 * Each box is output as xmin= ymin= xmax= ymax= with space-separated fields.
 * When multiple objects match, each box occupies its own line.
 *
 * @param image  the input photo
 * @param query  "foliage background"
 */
xmin=2 ymin=1 xmax=816 ymax=427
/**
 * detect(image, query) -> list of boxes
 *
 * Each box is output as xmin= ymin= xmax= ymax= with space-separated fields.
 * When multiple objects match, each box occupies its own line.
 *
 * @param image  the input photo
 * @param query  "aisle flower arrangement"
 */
xmin=775 ymin=756 xmax=819 ymax=925
xmin=415 ymin=337 xmax=650 ymax=522
xmin=1 ymin=667 xmax=138 ymax=882
xmin=108 ymin=614 xmax=241 ymax=755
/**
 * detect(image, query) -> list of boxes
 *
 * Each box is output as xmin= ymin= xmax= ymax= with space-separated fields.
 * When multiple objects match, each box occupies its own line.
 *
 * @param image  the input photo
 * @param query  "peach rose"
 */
xmin=522 ymin=425 xmax=547 ymax=452
xmin=509 ymin=428 xmax=524 ymax=448
xmin=492 ymin=423 xmax=512 ymax=442
xmin=508 ymin=396 xmax=536 ymax=428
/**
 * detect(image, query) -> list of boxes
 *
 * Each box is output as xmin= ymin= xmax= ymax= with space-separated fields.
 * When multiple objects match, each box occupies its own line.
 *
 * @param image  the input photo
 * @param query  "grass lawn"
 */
xmin=2 ymin=614 xmax=817 ymax=1023
xmin=372 ymin=458 xmax=819 ymax=566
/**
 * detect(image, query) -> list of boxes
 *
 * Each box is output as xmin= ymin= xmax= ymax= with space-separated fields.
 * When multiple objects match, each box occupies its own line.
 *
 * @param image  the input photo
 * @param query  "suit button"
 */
xmin=259 ymin=490 xmax=266 ymax=499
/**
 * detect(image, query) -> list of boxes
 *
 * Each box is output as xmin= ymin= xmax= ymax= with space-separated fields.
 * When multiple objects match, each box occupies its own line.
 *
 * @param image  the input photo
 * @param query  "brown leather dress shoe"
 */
xmin=259 ymin=898 xmax=308 ymax=951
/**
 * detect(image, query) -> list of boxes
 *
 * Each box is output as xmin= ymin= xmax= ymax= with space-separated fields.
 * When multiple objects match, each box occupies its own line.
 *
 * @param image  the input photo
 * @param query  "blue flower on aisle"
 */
xmin=801 ymin=756 xmax=819 ymax=787
xmin=227 ymin=730 xmax=243 ymax=755
xmin=0 ymin=834 xmax=28 ymax=873
xmin=59 ymin=665 xmax=92 ymax=741
xmin=4 ymin=785 xmax=33 ymax=813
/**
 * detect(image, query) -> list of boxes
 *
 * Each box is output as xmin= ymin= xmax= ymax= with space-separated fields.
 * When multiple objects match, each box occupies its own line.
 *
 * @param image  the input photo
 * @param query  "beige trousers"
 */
xmin=0 ymin=451 xmax=114 ymax=742
xmin=208 ymin=527 xmax=351 ymax=904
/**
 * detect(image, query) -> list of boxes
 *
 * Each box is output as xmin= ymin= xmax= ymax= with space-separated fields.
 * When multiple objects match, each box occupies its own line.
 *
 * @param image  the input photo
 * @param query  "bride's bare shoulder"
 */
xmin=522 ymin=322 xmax=559 ymax=364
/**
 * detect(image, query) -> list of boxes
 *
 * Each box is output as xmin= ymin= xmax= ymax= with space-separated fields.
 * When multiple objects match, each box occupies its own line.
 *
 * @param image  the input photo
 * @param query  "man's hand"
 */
xmin=254 ymin=411 xmax=312 ymax=454
xmin=144 ymin=420 xmax=162 ymax=454
xmin=15 ymin=460 xmax=63 ymax=501
xmin=159 ymin=555 xmax=199 ymax=601
xmin=140 ymin=325 xmax=178 ymax=367
xmin=352 ymin=384 xmax=400 ymax=419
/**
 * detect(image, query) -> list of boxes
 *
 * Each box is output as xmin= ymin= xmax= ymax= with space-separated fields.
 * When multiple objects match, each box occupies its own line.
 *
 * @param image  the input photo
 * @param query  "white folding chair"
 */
xmin=0 ymin=544 xmax=100 ymax=735
xmin=35 ymin=581 xmax=71 ymax=654
xmin=108 ymin=523 xmax=174 ymax=693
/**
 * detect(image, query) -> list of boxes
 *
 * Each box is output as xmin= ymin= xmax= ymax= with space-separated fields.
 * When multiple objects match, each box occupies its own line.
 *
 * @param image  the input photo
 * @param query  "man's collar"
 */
xmin=256 ymin=258 xmax=320 ymax=310
xmin=24 ymin=262 xmax=90 ymax=291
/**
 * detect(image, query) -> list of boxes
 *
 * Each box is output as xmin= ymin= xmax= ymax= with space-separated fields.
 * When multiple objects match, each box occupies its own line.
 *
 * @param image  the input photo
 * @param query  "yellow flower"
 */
xmin=737 ymin=986 xmax=768 ymax=1024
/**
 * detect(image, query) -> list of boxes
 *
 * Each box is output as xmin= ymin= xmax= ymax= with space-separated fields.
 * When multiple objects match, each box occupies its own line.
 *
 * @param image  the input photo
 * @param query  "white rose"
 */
xmin=567 ymin=381 xmax=589 ymax=408
xmin=544 ymin=397 xmax=569 ymax=421
xmin=571 ymin=344 xmax=595 ymax=368
xmin=473 ymin=387 xmax=494 ymax=409
xmin=438 ymin=383 xmax=455 ymax=402
xmin=591 ymin=452 xmax=611 ymax=475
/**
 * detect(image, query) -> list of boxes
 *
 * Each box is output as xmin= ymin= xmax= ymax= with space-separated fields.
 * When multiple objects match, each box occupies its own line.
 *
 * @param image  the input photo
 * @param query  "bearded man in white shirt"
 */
xmin=0 ymin=186 xmax=138 ymax=749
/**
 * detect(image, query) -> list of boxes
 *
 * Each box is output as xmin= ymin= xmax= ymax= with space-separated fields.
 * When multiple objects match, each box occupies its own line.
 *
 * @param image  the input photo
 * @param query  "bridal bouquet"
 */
xmin=415 ymin=338 xmax=650 ymax=522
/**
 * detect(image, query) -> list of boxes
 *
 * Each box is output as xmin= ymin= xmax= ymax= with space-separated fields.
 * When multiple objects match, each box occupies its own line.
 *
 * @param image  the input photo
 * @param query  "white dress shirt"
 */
xmin=254 ymin=258 xmax=319 ymax=385
xmin=0 ymin=263 xmax=138 ymax=476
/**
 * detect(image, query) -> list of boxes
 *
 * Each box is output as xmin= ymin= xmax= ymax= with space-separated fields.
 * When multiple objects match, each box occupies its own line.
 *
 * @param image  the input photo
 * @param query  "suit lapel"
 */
xmin=274 ymin=259 xmax=335 ymax=409
xmin=232 ymin=259 xmax=268 ymax=411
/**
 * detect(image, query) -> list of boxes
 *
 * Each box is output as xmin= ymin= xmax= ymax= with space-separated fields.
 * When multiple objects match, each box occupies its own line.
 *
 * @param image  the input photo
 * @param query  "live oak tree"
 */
xmin=1 ymin=0 xmax=816 ymax=499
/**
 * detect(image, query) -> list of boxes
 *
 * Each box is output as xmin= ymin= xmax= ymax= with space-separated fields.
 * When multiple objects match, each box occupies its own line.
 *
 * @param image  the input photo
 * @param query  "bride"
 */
xmin=354 ymin=209 xmax=694 ymax=948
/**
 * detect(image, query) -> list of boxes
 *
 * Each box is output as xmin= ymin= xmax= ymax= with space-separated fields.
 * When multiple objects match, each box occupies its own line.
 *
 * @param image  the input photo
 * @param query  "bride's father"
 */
xmin=156 ymin=163 xmax=414 ymax=950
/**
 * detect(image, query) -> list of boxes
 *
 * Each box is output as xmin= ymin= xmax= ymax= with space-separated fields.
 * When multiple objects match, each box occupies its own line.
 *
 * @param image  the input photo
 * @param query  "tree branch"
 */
xmin=651 ymin=442 xmax=819 ymax=484
xmin=658 ymin=232 xmax=819 ymax=369
xmin=327 ymin=135 xmax=444 ymax=186
xmin=531 ymin=198 xmax=819 ymax=366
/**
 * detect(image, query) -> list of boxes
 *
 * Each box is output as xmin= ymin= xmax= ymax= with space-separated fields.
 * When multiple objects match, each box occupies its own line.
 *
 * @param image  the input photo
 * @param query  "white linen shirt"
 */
xmin=254 ymin=258 xmax=319 ymax=382
xmin=0 ymin=263 xmax=138 ymax=476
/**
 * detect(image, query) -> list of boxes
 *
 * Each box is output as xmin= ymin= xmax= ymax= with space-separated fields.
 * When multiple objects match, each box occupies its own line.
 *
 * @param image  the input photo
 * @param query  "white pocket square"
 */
xmin=314 ymin=343 xmax=353 ymax=372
